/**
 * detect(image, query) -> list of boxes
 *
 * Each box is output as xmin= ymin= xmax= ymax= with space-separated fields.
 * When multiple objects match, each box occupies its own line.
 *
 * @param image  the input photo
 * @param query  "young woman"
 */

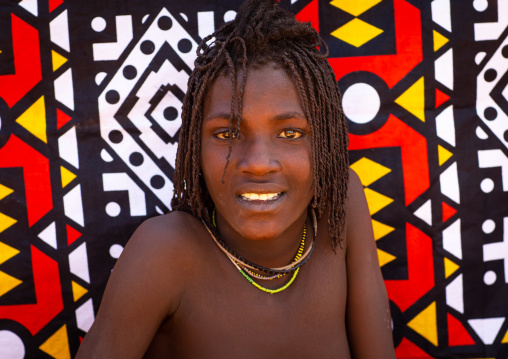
xmin=76 ymin=0 xmax=396 ymax=357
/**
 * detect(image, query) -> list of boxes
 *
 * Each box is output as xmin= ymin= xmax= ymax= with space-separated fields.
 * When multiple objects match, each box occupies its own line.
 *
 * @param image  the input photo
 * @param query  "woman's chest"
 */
xmin=149 ymin=252 xmax=349 ymax=358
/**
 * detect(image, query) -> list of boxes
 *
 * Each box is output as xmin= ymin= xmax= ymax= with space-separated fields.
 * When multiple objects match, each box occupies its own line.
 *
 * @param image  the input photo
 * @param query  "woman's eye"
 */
xmin=215 ymin=130 xmax=238 ymax=140
xmin=278 ymin=129 xmax=303 ymax=139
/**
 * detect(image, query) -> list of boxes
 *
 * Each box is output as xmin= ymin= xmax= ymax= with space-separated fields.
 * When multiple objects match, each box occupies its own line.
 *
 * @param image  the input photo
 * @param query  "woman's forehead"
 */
xmin=204 ymin=65 xmax=303 ymax=116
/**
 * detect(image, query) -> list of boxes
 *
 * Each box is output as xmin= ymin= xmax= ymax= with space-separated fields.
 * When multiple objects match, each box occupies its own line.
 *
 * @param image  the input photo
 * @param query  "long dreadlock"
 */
xmin=171 ymin=0 xmax=349 ymax=250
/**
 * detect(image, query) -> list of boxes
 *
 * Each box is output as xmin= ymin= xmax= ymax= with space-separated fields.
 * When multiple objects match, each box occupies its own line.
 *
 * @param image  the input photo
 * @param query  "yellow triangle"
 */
xmin=39 ymin=325 xmax=71 ymax=359
xmin=502 ymin=328 xmax=508 ymax=343
xmin=0 ymin=213 xmax=17 ymax=233
xmin=15 ymin=96 xmax=47 ymax=143
xmin=72 ymin=281 xmax=88 ymax=302
xmin=408 ymin=302 xmax=438 ymax=346
xmin=0 ymin=242 xmax=20 ymax=265
xmin=444 ymin=257 xmax=459 ymax=278
xmin=60 ymin=166 xmax=76 ymax=188
xmin=433 ymin=30 xmax=449 ymax=52
xmin=395 ymin=77 xmax=425 ymax=122
xmin=0 ymin=184 xmax=13 ymax=201
xmin=0 ymin=271 xmax=22 ymax=297
xmin=364 ymin=188 xmax=393 ymax=215
xmin=377 ymin=248 xmax=396 ymax=267
xmin=438 ymin=145 xmax=453 ymax=166
xmin=52 ymin=50 xmax=67 ymax=72
xmin=372 ymin=220 xmax=395 ymax=241
xmin=329 ymin=0 xmax=382 ymax=16
xmin=351 ymin=157 xmax=391 ymax=186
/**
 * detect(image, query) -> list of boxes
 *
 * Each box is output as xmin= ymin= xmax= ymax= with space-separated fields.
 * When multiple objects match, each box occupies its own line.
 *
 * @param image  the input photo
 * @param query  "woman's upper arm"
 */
xmin=345 ymin=169 xmax=396 ymax=359
xmin=76 ymin=215 xmax=188 ymax=359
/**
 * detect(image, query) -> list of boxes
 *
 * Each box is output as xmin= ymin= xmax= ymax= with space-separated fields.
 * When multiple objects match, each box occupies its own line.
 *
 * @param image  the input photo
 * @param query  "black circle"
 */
xmin=484 ymin=69 xmax=497 ymax=82
xmin=150 ymin=175 xmax=165 ymax=189
xmin=163 ymin=107 xmax=178 ymax=121
xmin=484 ymin=107 xmax=497 ymax=121
xmin=123 ymin=65 xmax=137 ymax=80
xmin=158 ymin=16 xmax=172 ymax=30
xmin=504 ymin=130 xmax=508 ymax=143
xmin=109 ymin=130 xmax=123 ymax=144
xmin=129 ymin=152 xmax=144 ymax=166
xmin=178 ymin=39 xmax=192 ymax=53
xmin=502 ymin=45 xmax=508 ymax=59
xmin=141 ymin=40 xmax=155 ymax=54
xmin=105 ymin=90 xmax=120 ymax=104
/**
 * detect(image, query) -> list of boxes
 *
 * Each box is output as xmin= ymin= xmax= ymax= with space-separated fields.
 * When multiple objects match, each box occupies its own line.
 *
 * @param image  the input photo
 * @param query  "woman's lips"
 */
xmin=240 ymin=192 xmax=283 ymax=201
xmin=237 ymin=192 xmax=286 ymax=205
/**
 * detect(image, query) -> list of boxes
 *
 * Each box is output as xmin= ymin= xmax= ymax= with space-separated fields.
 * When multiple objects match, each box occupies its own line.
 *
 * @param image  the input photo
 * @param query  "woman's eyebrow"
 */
xmin=203 ymin=111 xmax=307 ymax=123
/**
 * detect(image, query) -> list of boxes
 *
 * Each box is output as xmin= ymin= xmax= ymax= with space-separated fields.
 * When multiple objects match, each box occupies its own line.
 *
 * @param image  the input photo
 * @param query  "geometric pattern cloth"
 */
xmin=0 ymin=0 xmax=507 ymax=357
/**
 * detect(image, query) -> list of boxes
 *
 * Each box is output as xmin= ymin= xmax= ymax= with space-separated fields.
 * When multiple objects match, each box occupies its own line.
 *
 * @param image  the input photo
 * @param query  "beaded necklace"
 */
xmin=202 ymin=209 xmax=317 ymax=294
xmin=212 ymin=209 xmax=306 ymax=281
xmin=203 ymin=209 xmax=317 ymax=276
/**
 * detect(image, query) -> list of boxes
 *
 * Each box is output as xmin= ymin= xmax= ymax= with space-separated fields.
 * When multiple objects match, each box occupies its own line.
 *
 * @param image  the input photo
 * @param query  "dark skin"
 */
xmin=76 ymin=65 xmax=395 ymax=358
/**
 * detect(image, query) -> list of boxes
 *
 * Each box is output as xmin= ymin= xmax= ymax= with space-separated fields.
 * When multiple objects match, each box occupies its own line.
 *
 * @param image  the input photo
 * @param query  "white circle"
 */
xmin=155 ymin=206 xmax=164 ymax=215
xmin=482 ymin=219 xmax=495 ymax=234
xmin=91 ymin=17 xmax=107 ymax=32
xmin=106 ymin=202 xmax=121 ymax=217
xmin=0 ymin=331 xmax=25 ymax=359
xmin=95 ymin=72 xmax=107 ymax=86
xmin=484 ymin=270 xmax=496 ymax=285
xmin=475 ymin=52 xmax=486 ymax=65
xmin=342 ymin=83 xmax=381 ymax=124
xmin=224 ymin=10 xmax=237 ymax=22
xmin=109 ymin=244 xmax=124 ymax=259
xmin=473 ymin=0 xmax=488 ymax=12
xmin=180 ymin=13 xmax=189 ymax=22
xmin=142 ymin=15 xmax=149 ymax=24
xmin=480 ymin=178 xmax=494 ymax=193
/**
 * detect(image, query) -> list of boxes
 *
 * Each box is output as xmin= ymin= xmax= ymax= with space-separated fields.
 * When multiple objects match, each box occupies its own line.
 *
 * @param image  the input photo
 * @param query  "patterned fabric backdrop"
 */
xmin=0 ymin=0 xmax=507 ymax=357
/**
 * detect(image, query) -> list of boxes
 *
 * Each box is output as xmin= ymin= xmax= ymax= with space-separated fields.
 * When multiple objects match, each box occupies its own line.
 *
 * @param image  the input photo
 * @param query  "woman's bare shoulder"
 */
xmin=128 ymin=211 xmax=205 ymax=253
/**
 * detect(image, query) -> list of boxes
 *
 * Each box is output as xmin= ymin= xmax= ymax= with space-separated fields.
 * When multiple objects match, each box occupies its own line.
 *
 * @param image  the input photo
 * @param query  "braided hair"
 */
xmin=171 ymin=0 xmax=349 ymax=250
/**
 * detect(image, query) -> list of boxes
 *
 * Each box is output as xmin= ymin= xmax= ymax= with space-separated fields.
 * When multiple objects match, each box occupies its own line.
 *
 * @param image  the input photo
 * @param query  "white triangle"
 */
xmin=414 ymin=200 xmax=432 ymax=225
xmin=38 ymin=222 xmax=57 ymax=249
xmin=445 ymin=274 xmax=463 ymax=313
xmin=431 ymin=0 xmax=451 ymax=32
xmin=19 ymin=0 xmax=38 ymax=16
xmin=50 ymin=10 xmax=70 ymax=52
xmin=468 ymin=317 xmax=505 ymax=345
xmin=443 ymin=218 xmax=462 ymax=259
xmin=440 ymin=162 xmax=460 ymax=204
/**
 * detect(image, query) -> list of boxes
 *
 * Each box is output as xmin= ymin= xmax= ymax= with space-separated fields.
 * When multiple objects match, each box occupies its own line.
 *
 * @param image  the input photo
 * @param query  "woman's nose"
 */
xmin=235 ymin=135 xmax=283 ymax=175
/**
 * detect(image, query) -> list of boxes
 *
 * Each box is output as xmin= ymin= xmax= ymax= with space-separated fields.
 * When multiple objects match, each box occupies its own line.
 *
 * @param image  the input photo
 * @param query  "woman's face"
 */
xmin=200 ymin=65 xmax=314 ymax=242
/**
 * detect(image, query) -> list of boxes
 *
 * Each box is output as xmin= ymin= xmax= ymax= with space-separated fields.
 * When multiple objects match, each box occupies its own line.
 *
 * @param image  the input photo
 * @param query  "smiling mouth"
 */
xmin=239 ymin=192 xmax=284 ymax=201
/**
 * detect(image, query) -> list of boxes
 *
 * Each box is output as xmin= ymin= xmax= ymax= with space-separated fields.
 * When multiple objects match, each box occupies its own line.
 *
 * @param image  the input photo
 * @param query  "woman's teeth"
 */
xmin=241 ymin=193 xmax=281 ymax=201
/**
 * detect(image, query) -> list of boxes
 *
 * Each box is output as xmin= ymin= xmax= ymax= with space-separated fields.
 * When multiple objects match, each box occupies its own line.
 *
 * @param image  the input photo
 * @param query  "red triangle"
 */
xmin=79 ymin=336 xmax=83 ymax=343
xmin=442 ymin=202 xmax=457 ymax=222
xmin=447 ymin=313 xmax=476 ymax=346
xmin=66 ymin=224 xmax=82 ymax=245
xmin=395 ymin=338 xmax=433 ymax=358
xmin=49 ymin=0 xmax=64 ymax=13
xmin=56 ymin=109 xmax=72 ymax=130
xmin=435 ymin=88 xmax=450 ymax=108
xmin=296 ymin=0 xmax=319 ymax=32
